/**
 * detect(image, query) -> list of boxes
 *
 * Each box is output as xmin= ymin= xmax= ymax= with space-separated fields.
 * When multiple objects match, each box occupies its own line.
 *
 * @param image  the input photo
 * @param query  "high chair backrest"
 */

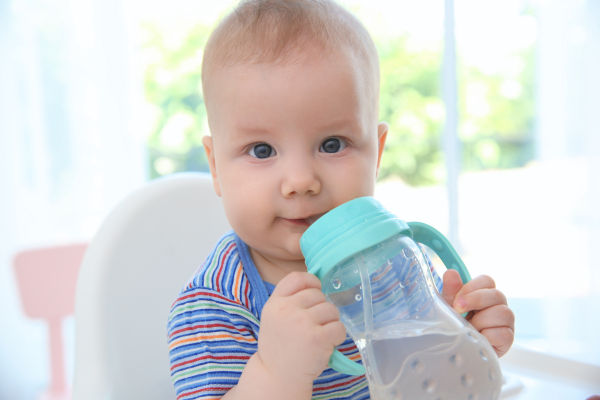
xmin=72 ymin=173 xmax=231 ymax=400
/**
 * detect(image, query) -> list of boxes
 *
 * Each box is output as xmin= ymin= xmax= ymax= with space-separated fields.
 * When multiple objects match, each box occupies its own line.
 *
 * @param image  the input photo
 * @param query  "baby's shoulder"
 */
xmin=181 ymin=231 xmax=253 ymax=309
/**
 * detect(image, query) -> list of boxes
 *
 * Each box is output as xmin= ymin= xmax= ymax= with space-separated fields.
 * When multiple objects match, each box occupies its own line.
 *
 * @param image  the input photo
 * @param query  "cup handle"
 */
xmin=407 ymin=222 xmax=472 ymax=316
xmin=328 ymin=348 xmax=366 ymax=376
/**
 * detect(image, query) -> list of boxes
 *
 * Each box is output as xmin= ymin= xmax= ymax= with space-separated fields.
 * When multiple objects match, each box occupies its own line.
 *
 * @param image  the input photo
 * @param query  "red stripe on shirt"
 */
xmin=171 ymin=353 xmax=251 ymax=371
xmin=313 ymin=374 xmax=364 ymax=392
xmin=170 ymin=323 xmax=253 ymax=339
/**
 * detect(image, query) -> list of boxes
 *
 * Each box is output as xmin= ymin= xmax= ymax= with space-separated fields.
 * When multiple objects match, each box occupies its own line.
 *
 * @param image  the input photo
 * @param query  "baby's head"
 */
xmin=201 ymin=0 xmax=388 ymax=264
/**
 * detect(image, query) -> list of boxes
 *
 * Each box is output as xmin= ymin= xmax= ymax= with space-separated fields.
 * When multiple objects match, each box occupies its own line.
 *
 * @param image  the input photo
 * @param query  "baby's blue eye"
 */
xmin=320 ymin=138 xmax=347 ymax=153
xmin=249 ymin=143 xmax=276 ymax=159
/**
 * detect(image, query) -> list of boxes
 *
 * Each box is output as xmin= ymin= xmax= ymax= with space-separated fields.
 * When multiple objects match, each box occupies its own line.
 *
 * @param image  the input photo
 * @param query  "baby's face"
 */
xmin=203 ymin=52 xmax=387 ymax=263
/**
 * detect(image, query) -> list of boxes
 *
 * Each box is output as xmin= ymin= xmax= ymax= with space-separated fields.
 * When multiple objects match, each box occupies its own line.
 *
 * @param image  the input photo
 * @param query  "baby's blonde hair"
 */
xmin=201 ymin=0 xmax=380 ymax=113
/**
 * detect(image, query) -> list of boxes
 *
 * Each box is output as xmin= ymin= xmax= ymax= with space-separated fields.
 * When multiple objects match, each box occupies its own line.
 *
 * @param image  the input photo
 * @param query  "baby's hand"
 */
xmin=257 ymin=272 xmax=347 ymax=389
xmin=441 ymin=270 xmax=515 ymax=357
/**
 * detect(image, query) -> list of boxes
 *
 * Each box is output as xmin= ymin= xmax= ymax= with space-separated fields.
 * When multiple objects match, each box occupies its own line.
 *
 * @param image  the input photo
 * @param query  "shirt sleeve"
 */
xmin=167 ymin=287 xmax=260 ymax=400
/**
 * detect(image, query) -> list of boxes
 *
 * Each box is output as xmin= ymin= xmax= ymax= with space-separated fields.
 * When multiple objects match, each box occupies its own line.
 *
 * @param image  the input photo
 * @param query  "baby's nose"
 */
xmin=281 ymin=162 xmax=322 ymax=198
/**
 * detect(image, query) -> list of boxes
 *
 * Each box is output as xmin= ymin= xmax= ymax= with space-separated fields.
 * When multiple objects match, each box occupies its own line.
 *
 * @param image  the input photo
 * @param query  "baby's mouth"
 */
xmin=305 ymin=213 xmax=326 ymax=226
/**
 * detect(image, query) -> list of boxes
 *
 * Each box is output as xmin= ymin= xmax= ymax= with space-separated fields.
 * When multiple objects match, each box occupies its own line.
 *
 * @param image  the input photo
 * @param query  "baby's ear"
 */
xmin=202 ymin=135 xmax=221 ymax=197
xmin=375 ymin=122 xmax=389 ymax=178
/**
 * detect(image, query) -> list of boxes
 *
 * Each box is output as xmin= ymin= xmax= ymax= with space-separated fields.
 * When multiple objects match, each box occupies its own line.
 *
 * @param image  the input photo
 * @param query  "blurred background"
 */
xmin=0 ymin=0 xmax=598 ymax=398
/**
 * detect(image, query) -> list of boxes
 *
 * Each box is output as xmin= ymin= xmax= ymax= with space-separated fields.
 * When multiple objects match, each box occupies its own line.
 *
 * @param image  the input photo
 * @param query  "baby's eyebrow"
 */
xmin=229 ymin=127 xmax=274 ymax=140
xmin=318 ymin=118 xmax=360 ymax=132
xmin=228 ymin=118 xmax=362 ymax=141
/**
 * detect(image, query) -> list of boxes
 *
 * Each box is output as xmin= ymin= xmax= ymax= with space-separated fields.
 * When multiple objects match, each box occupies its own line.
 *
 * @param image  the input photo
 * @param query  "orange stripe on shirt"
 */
xmin=233 ymin=263 xmax=243 ymax=303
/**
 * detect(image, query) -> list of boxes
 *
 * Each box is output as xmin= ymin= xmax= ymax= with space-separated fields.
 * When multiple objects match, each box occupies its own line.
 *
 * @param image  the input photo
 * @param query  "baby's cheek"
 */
xmin=221 ymin=199 xmax=260 ymax=240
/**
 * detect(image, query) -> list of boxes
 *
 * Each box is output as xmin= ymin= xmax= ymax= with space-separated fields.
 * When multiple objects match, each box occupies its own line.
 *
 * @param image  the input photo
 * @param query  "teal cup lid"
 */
xmin=300 ymin=197 xmax=412 ymax=281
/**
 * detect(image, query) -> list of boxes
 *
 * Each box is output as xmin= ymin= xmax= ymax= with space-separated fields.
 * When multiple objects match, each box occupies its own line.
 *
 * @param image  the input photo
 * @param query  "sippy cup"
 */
xmin=300 ymin=197 xmax=502 ymax=400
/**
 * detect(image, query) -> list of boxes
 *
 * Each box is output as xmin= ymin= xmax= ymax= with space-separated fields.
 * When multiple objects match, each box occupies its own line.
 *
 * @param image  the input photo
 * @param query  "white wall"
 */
xmin=536 ymin=0 xmax=600 ymax=164
xmin=534 ymin=0 xmax=600 ymax=357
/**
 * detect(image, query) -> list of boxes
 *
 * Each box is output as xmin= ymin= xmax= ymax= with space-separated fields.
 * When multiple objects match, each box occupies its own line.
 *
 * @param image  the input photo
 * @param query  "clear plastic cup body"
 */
xmin=321 ymin=234 xmax=502 ymax=400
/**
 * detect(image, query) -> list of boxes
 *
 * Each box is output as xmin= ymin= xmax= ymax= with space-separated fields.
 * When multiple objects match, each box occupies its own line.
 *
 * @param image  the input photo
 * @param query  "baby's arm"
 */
xmin=168 ymin=286 xmax=262 ymax=399
xmin=223 ymin=272 xmax=347 ymax=400
xmin=441 ymin=270 xmax=515 ymax=357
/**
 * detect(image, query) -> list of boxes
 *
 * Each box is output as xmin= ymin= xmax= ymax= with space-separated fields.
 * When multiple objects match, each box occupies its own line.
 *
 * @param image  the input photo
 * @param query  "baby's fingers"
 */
xmin=454 ymin=288 xmax=507 ymax=314
xmin=322 ymin=320 xmax=348 ymax=347
xmin=308 ymin=302 xmax=340 ymax=325
xmin=441 ymin=269 xmax=463 ymax=306
xmin=470 ymin=305 xmax=515 ymax=333
xmin=480 ymin=327 xmax=514 ymax=358
xmin=273 ymin=272 xmax=321 ymax=297
xmin=455 ymin=274 xmax=496 ymax=298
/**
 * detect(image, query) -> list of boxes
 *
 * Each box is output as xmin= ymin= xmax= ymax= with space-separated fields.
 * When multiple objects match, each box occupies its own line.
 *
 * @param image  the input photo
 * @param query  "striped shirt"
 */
xmin=167 ymin=231 xmax=442 ymax=400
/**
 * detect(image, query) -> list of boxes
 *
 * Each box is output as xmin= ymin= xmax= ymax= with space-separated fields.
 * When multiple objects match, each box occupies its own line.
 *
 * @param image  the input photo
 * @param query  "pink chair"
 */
xmin=13 ymin=243 xmax=87 ymax=400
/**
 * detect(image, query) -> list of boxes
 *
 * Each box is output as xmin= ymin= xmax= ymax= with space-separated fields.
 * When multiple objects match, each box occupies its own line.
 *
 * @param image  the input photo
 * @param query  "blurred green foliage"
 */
xmin=377 ymin=37 xmax=445 ymax=185
xmin=143 ymin=23 xmax=212 ymax=179
xmin=142 ymin=22 xmax=535 ymax=185
xmin=459 ymin=47 xmax=535 ymax=174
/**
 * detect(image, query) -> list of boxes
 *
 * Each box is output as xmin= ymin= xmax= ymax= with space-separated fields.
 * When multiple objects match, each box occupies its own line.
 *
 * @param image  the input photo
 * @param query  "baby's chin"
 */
xmin=277 ymin=234 xmax=306 ymax=261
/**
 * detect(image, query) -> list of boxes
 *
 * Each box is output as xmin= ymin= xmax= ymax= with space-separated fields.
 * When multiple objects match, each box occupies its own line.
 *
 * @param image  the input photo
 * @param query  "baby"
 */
xmin=167 ymin=1 xmax=515 ymax=399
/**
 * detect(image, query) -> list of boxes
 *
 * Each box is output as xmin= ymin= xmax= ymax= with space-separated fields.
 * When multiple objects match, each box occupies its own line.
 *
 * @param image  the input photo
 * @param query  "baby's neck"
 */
xmin=249 ymin=247 xmax=308 ymax=286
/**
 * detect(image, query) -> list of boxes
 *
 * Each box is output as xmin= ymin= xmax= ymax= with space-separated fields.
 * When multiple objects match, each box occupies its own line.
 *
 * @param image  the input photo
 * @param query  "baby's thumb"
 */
xmin=441 ymin=269 xmax=463 ymax=306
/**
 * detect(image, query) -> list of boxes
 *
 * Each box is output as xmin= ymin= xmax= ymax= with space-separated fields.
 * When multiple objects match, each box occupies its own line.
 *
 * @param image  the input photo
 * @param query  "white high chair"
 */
xmin=72 ymin=173 xmax=231 ymax=400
